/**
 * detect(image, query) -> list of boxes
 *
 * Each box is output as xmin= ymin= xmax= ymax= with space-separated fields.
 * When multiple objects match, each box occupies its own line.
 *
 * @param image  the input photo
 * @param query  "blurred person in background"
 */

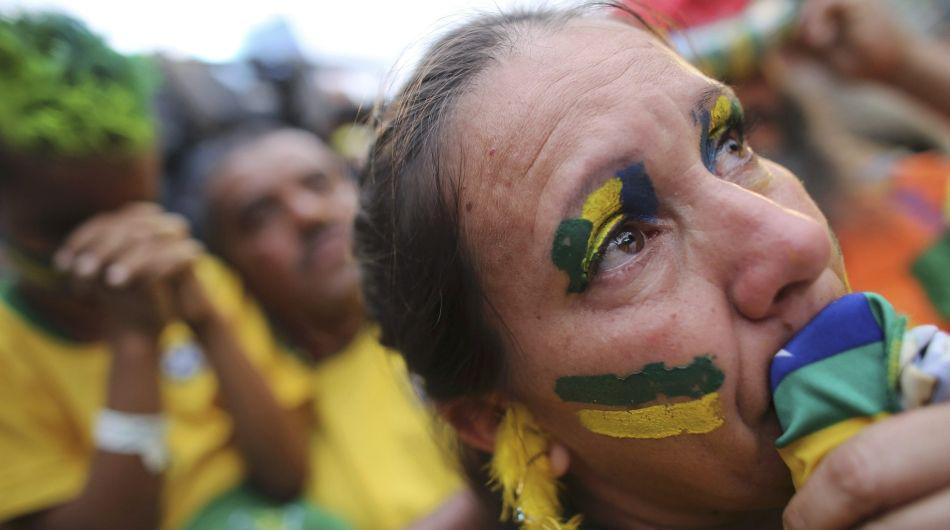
xmin=793 ymin=0 xmax=950 ymax=326
xmin=0 ymin=12 xmax=349 ymax=530
xmin=171 ymin=124 xmax=485 ymax=530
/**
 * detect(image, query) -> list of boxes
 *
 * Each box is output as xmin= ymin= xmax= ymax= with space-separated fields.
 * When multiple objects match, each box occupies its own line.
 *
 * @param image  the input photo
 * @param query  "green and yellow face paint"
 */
xmin=555 ymin=355 xmax=726 ymax=439
xmin=699 ymin=94 xmax=744 ymax=173
xmin=550 ymin=162 xmax=658 ymax=293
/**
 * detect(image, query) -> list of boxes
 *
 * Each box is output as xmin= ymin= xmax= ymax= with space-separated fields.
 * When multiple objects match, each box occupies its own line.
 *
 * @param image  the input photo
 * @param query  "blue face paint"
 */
xmin=617 ymin=162 xmax=659 ymax=222
xmin=551 ymin=161 xmax=659 ymax=293
xmin=698 ymin=95 xmax=743 ymax=173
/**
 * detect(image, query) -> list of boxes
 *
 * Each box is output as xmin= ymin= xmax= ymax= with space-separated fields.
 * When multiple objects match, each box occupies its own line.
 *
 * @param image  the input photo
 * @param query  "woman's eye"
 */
xmin=713 ymin=130 xmax=751 ymax=177
xmin=592 ymin=222 xmax=648 ymax=275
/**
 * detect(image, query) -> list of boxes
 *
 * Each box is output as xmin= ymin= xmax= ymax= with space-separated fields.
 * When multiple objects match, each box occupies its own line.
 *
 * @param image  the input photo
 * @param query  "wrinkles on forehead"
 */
xmin=450 ymin=20 xmax=684 ymax=307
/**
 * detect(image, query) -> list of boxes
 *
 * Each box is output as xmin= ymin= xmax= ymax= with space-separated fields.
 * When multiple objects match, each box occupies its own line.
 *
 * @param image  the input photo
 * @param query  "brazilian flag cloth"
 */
xmin=770 ymin=292 xmax=950 ymax=488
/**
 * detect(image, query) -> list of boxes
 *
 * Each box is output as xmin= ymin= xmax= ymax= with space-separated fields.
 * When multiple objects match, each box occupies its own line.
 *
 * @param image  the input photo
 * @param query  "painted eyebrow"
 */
xmin=694 ymin=83 xmax=737 ymax=117
xmin=558 ymin=83 xmax=739 ymax=218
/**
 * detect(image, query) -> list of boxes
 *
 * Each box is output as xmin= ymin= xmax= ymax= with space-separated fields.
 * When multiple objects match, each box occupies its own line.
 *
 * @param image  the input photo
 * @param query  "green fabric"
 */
xmin=863 ymin=291 xmax=908 ymax=391
xmin=181 ymin=485 xmax=352 ymax=530
xmin=774 ymin=343 xmax=895 ymax=447
xmin=913 ymin=231 xmax=950 ymax=320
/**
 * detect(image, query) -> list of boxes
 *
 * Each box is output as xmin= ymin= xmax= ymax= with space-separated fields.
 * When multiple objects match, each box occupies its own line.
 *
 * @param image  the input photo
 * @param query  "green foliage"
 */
xmin=0 ymin=12 xmax=157 ymax=157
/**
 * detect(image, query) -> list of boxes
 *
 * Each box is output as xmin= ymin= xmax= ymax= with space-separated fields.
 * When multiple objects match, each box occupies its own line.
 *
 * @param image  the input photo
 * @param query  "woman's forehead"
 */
xmin=455 ymin=18 xmax=709 ymax=231
xmin=456 ymin=18 xmax=705 ymax=183
xmin=451 ymin=17 xmax=718 ymax=306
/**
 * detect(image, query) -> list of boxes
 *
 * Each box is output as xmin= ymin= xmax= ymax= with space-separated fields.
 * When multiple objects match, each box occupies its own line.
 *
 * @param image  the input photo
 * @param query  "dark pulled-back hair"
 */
xmin=356 ymin=3 xmax=658 ymax=402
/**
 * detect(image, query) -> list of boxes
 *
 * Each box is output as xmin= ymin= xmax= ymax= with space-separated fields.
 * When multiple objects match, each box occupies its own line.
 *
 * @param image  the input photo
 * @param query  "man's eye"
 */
xmin=301 ymin=172 xmax=330 ymax=192
xmin=591 ymin=221 xmax=648 ymax=275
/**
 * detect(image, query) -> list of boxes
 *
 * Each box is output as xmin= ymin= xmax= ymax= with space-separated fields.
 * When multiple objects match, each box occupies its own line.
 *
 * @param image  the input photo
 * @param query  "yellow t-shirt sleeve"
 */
xmin=0 ymin=354 xmax=86 ymax=522
xmin=193 ymin=256 xmax=312 ymax=410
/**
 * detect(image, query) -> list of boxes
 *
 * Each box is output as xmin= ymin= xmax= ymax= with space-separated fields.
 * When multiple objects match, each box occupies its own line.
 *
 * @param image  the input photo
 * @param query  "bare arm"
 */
xmin=180 ymin=271 xmax=310 ymax=501
xmin=20 ymin=202 xmax=309 ymax=529
xmin=885 ymin=38 xmax=950 ymax=118
xmin=19 ymin=320 xmax=164 ymax=530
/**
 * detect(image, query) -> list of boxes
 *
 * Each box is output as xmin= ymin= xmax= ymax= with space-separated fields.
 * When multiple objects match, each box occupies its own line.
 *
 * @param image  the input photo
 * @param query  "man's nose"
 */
xmin=701 ymin=181 xmax=833 ymax=321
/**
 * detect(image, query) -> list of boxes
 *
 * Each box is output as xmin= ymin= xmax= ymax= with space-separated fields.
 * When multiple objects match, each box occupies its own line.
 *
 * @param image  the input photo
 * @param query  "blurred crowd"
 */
xmin=0 ymin=1 xmax=947 ymax=529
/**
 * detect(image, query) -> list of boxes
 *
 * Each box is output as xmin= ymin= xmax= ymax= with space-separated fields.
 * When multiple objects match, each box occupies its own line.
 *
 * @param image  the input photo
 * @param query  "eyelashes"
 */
xmin=551 ymin=163 xmax=658 ymax=294
xmin=588 ymin=218 xmax=652 ymax=278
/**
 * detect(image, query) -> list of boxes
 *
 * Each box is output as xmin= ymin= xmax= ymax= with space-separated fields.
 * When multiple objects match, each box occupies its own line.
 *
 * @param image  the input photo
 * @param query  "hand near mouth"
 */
xmin=770 ymin=291 xmax=950 ymax=528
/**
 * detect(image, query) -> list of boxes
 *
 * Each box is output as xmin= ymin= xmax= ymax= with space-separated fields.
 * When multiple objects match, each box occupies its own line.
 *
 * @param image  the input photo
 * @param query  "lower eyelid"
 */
xmin=720 ymin=149 xmax=758 ymax=185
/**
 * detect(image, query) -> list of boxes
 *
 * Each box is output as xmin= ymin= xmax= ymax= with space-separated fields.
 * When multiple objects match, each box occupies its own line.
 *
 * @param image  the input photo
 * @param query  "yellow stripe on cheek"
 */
xmin=576 ymin=392 xmax=725 ymax=439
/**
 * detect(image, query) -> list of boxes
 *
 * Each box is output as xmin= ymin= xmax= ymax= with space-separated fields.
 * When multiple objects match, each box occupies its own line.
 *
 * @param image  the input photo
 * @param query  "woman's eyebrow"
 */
xmin=695 ymin=83 xmax=737 ymax=116
xmin=559 ymin=83 xmax=737 ymax=218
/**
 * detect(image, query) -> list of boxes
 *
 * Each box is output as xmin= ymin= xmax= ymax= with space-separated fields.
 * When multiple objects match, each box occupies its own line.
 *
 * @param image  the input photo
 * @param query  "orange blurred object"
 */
xmin=836 ymin=153 xmax=950 ymax=327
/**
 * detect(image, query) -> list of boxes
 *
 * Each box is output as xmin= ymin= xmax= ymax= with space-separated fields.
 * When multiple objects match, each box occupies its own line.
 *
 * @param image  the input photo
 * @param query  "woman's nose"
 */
xmin=702 ymin=181 xmax=833 ymax=321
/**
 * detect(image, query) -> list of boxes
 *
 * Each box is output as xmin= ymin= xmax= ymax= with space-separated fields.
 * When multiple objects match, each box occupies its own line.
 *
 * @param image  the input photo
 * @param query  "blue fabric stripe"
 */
xmin=770 ymin=293 xmax=883 ymax=391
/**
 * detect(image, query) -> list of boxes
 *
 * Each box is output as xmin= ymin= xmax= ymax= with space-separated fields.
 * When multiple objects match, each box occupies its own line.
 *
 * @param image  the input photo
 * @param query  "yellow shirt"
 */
xmin=0 ymin=257 xmax=313 ymax=530
xmin=305 ymin=329 xmax=462 ymax=530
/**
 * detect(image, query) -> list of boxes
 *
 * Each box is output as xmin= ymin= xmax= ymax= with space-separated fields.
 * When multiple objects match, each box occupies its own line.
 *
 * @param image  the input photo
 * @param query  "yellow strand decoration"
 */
xmin=489 ymin=403 xmax=582 ymax=530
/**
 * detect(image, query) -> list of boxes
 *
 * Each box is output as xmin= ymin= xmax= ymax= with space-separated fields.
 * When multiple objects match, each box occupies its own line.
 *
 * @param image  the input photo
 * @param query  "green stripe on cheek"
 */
xmin=554 ymin=355 xmax=725 ymax=406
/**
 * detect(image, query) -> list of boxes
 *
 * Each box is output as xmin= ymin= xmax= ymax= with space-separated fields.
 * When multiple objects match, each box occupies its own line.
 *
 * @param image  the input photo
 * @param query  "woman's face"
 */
xmin=452 ymin=19 xmax=848 ymax=524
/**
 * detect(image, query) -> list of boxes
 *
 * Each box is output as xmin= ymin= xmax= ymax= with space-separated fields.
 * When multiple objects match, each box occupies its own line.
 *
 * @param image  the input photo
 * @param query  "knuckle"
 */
xmin=823 ymin=440 xmax=879 ymax=505
xmin=782 ymin=504 xmax=806 ymax=530
xmin=165 ymin=213 xmax=188 ymax=229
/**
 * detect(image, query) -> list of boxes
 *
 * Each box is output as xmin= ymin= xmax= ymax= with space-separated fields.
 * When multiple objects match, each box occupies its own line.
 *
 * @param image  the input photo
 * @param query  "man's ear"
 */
xmin=438 ymin=393 xmax=507 ymax=453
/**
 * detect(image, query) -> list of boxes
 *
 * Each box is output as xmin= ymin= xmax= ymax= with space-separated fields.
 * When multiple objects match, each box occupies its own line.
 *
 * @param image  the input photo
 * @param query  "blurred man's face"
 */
xmin=209 ymin=129 xmax=361 ymax=322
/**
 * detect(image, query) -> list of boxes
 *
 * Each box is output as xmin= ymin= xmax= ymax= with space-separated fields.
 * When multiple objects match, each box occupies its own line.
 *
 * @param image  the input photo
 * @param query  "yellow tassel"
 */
xmin=489 ymin=403 xmax=582 ymax=530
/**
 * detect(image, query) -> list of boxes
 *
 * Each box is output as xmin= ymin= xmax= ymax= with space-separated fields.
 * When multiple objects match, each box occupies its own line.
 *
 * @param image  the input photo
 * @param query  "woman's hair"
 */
xmin=356 ymin=3 xmax=659 ymax=403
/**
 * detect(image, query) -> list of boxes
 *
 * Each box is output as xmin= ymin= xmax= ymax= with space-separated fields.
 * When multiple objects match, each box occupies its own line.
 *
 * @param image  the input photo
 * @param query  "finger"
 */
xmin=858 ymin=486 xmax=950 ymax=530
xmin=55 ymin=214 xmax=113 ymax=271
xmin=54 ymin=203 xmax=166 ymax=270
xmin=106 ymin=239 xmax=202 ymax=288
xmin=784 ymin=403 xmax=950 ymax=530
xmin=103 ymin=240 xmax=155 ymax=288
xmin=61 ymin=214 xmax=190 ymax=280
xmin=135 ymin=240 xmax=203 ymax=284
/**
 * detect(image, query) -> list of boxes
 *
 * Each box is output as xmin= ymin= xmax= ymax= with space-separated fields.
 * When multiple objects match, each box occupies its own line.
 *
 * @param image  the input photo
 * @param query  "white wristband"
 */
xmin=94 ymin=409 xmax=169 ymax=473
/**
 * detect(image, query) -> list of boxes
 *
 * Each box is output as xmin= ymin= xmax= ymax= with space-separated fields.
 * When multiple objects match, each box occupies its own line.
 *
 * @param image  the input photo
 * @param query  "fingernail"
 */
xmin=106 ymin=265 xmax=129 ymax=286
xmin=75 ymin=254 xmax=98 ymax=277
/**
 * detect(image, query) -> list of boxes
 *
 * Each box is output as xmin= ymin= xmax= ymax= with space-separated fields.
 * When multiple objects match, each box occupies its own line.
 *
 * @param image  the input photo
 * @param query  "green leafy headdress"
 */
xmin=0 ymin=12 xmax=157 ymax=158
